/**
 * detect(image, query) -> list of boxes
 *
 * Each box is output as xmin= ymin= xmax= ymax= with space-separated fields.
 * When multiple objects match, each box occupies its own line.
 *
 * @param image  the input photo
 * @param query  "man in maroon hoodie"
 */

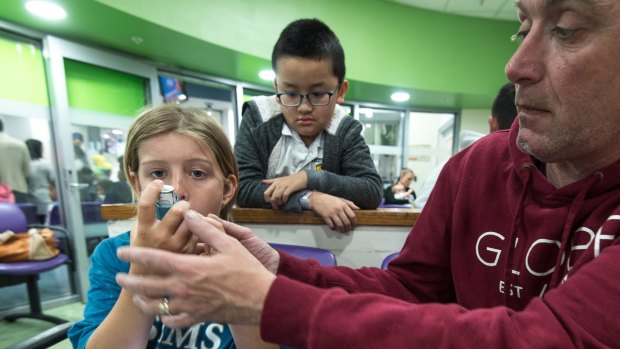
xmin=117 ymin=1 xmax=620 ymax=348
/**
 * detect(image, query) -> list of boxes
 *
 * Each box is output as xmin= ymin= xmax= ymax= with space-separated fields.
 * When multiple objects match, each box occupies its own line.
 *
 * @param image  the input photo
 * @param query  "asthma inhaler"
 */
xmin=156 ymin=184 xmax=177 ymax=219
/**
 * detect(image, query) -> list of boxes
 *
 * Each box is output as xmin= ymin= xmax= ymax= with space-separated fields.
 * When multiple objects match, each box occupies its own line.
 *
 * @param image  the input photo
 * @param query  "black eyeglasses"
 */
xmin=276 ymin=86 xmax=339 ymax=107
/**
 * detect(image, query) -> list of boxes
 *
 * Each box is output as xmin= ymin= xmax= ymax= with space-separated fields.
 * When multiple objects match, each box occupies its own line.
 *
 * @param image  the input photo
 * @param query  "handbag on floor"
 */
xmin=0 ymin=228 xmax=60 ymax=262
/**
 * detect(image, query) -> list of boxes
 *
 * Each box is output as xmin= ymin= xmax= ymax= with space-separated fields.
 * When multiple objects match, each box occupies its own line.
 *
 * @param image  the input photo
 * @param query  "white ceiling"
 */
xmin=387 ymin=0 xmax=518 ymax=21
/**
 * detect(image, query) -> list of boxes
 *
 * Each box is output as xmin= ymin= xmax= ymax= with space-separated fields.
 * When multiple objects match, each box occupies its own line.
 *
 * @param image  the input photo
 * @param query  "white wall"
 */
xmin=460 ymin=108 xmax=491 ymax=135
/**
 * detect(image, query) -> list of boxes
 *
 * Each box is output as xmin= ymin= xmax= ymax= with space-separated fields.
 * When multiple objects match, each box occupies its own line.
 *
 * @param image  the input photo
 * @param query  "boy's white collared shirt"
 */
xmin=267 ymin=122 xmax=324 ymax=179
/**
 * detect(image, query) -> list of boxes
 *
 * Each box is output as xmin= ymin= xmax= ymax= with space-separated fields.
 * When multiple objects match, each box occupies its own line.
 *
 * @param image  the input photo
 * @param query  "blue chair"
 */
xmin=381 ymin=252 xmax=400 ymax=269
xmin=0 ymin=202 xmax=72 ymax=324
xmin=269 ymin=243 xmax=337 ymax=266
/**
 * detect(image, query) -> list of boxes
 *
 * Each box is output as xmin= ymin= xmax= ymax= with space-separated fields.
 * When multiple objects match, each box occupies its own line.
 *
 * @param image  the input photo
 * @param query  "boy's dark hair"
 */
xmin=271 ymin=18 xmax=346 ymax=84
xmin=491 ymin=82 xmax=517 ymax=131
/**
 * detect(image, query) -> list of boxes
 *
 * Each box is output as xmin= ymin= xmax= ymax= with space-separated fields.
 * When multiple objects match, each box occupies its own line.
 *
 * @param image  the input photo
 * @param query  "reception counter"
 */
xmin=101 ymin=204 xmax=419 ymax=268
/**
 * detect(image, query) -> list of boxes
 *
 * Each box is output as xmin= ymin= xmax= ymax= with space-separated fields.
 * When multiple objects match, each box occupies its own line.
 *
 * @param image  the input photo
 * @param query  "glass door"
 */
xmin=0 ymin=31 xmax=70 ymax=310
xmin=44 ymin=36 xmax=161 ymax=299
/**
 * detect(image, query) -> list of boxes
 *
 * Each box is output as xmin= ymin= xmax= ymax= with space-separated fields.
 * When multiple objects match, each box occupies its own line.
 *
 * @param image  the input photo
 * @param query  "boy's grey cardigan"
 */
xmin=234 ymin=95 xmax=383 ymax=212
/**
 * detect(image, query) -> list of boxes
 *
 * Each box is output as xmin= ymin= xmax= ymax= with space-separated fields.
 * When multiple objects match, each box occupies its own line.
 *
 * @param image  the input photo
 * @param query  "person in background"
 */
xmin=391 ymin=183 xmax=413 ymax=201
xmin=72 ymin=132 xmax=97 ymax=201
xmin=234 ymin=18 xmax=383 ymax=234
xmin=104 ymin=155 xmax=133 ymax=204
xmin=0 ymin=118 xmax=31 ymax=203
xmin=68 ymin=104 xmax=277 ymax=349
xmin=489 ymin=82 xmax=517 ymax=132
xmin=383 ymin=168 xmax=416 ymax=205
xmin=116 ymin=0 xmax=620 ymax=347
xmin=414 ymin=82 xmax=517 ymax=209
xmin=25 ymin=139 xmax=55 ymax=223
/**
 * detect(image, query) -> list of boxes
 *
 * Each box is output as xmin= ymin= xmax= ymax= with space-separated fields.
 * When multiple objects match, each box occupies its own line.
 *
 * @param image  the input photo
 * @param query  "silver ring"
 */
xmin=158 ymin=297 xmax=171 ymax=317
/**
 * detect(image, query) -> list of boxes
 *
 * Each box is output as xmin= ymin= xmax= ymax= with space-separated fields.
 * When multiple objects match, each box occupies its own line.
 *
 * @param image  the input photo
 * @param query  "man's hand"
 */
xmin=310 ymin=192 xmax=359 ymax=233
xmin=116 ymin=210 xmax=276 ymax=328
xmin=263 ymin=172 xmax=308 ymax=209
xmin=208 ymin=214 xmax=280 ymax=274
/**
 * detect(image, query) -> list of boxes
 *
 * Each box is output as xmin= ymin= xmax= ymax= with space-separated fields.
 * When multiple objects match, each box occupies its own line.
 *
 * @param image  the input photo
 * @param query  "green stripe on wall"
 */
xmin=64 ymin=59 xmax=146 ymax=116
xmin=0 ymin=36 xmax=48 ymax=106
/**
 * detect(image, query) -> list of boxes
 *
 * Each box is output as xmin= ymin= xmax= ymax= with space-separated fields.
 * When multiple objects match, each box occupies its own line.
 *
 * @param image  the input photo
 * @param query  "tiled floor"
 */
xmin=1 ymin=262 xmax=81 ymax=348
xmin=0 ymin=301 xmax=84 ymax=348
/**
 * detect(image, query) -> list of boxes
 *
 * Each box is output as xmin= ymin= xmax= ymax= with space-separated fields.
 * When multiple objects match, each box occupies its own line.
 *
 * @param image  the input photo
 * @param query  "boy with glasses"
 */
xmin=235 ymin=18 xmax=383 ymax=233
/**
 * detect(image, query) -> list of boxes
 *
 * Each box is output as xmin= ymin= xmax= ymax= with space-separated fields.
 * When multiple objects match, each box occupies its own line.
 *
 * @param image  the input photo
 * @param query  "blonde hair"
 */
xmin=395 ymin=168 xmax=415 ymax=186
xmin=124 ymin=104 xmax=238 ymax=220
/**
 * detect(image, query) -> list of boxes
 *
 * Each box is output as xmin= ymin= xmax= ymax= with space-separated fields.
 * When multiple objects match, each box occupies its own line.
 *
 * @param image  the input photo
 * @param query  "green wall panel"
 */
xmin=64 ymin=59 xmax=146 ymax=116
xmin=0 ymin=37 xmax=48 ymax=105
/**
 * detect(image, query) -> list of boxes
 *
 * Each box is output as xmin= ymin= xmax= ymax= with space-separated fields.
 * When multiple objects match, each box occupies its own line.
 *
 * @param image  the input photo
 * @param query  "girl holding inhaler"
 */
xmin=69 ymin=104 xmax=278 ymax=349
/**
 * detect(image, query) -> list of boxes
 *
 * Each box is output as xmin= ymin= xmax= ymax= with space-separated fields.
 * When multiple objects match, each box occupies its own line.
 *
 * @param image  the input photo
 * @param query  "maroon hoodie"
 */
xmin=260 ymin=122 xmax=620 ymax=348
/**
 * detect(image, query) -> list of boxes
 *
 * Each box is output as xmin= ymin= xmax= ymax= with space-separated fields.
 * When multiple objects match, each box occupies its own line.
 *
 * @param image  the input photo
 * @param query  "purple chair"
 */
xmin=269 ymin=243 xmax=337 ymax=266
xmin=381 ymin=252 xmax=400 ymax=269
xmin=45 ymin=201 xmax=105 ymax=226
xmin=0 ymin=202 xmax=72 ymax=324
xmin=378 ymin=198 xmax=412 ymax=209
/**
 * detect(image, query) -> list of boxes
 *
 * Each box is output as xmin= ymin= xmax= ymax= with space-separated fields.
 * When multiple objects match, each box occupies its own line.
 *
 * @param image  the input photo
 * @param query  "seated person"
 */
xmin=68 ymin=104 xmax=277 ymax=349
xmin=383 ymin=168 xmax=416 ymax=205
xmin=235 ymin=19 xmax=383 ymax=233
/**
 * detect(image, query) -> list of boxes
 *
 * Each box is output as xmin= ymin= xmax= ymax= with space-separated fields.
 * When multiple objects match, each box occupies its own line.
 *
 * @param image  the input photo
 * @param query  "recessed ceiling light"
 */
xmin=391 ymin=91 xmax=410 ymax=102
xmin=25 ymin=1 xmax=67 ymax=21
xmin=259 ymin=70 xmax=275 ymax=81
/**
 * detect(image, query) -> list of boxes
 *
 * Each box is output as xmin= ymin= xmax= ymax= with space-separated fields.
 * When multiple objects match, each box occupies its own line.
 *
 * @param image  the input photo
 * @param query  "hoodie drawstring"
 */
xmin=502 ymin=164 xmax=534 ymax=304
xmin=548 ymin=172 xmax=602 ymax=287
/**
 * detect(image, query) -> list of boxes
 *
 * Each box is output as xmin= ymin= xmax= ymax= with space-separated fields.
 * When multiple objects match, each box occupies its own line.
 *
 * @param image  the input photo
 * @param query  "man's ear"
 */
xmin=488 ymin=115 xmax=499 ymax=132
xmin=336 ymin=80 xmax=349 ymax=104
xmin=222 ymin=174 xmax=238 ymax=206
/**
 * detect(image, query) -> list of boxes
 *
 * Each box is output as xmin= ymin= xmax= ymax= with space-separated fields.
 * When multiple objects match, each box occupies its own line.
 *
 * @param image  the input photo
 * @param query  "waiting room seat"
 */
xmin=45 ymin=201 xmax=105 ymax=225
xmin=269 ymin=242 xmax=337 ymax=266
xmin=0 ymin=202 xmax=73 ymax=325
xmin=378 ymin=198 xmax=412 ymax=209
xmin=16 ymin=203 xmax=38 ymax=224
xmin=381 ymin=252 xmax=400 ymax=269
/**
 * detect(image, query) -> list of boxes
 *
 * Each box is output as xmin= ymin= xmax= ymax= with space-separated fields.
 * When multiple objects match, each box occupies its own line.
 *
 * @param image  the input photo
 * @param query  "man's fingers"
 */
xmin=161 ymin=312 xmax=197 ymax=329
xmin=116 ymin=272 xmax=173 ymax=298
xmin=117 ymin=246 xmax=178 ymax=275
xmin=207 ymin=214 xmax=256 ymax=241
xmin=184 ymin=210 xmax=236 ymax=252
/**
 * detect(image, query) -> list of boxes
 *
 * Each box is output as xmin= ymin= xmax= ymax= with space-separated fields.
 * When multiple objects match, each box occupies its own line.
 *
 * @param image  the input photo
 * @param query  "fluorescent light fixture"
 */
xmin=391 ymin=91 xmax=410 ymax=102
xmin=25 ymin=0 xmax=67 ymax=20
xmin=259 ymin=70 xmax=275 ymax=81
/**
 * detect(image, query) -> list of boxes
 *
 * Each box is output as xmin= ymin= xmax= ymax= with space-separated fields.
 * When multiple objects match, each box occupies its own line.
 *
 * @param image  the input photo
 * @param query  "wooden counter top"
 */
xmin=231 ymin=207 xmax=419 ymax=227
xmin=101 ymin=204 xmax=419 ymax=227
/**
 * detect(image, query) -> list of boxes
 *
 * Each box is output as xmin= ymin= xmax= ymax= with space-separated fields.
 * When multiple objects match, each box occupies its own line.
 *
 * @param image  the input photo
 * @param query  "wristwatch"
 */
xmin=300 ymin=191 xmax=314 ymax=210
